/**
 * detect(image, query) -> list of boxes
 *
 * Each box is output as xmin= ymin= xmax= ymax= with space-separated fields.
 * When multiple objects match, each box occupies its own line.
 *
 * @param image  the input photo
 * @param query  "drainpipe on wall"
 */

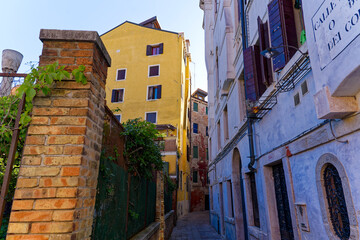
xmin=239 ymin=0 xmax=251 ymax=239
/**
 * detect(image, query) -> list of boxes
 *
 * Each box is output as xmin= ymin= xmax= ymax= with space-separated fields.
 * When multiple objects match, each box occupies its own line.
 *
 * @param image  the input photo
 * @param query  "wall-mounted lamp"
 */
xmin=260 ymin=45 xmax=306 ymax=59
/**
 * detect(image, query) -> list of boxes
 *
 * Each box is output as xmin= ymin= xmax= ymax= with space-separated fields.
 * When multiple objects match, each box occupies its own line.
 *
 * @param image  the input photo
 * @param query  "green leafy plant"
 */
xmin=121 ymin=118 xmax=163 ymax=179
xmin=165 ymin=174 xmax=176 ymax=194
xmin=128 ymin=209 xmax=139 ymax=220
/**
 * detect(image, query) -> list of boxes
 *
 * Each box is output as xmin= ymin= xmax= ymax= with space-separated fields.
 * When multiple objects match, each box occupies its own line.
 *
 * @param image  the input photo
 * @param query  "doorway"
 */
xmin=272 ymin=163 xmax=294 ymax=240
xmin=205 ymin=194 xmax=209 ymax=210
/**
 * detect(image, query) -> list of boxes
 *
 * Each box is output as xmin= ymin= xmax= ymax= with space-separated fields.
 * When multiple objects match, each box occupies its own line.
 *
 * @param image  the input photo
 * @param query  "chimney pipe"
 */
xmin=1 ymin=49 xmax=23 ymax=96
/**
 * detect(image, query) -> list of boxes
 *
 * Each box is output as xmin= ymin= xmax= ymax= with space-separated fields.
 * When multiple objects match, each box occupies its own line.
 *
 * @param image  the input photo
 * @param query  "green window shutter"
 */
xmin=193 ymin=146 xmax=198 ymax=158
xmin=193 ymin=102 xmax=198 ymax=112
xmin=206 ymin=106 xmax=208 ymax=115
xmin=193 ymin=171 xmax=198 ymax=183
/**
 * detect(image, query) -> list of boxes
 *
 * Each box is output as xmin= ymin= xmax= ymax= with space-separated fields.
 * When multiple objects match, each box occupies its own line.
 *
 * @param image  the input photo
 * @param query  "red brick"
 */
xmin=50 ymin=117 xmax=86 ymax=125
xmin=42 ymin=48 xmax=59 ymax=57
xmin=16 ymin=178 xmax=38 ymax=188
xmin=32 ymin=107 xmax=70 ymax=116
xmin=61 ymin=167 xmax=81 ymax=176
xmin=34 ymin=199 xmax=77 ymax=210
xmin=60 ymin=49 xmax=92 ymax=57
xmin=64 ymin=146 xmax=83 ymax=155
xmin=10 ymin=210 xmax=53 ymax=222
xmin=22 ymin=156 xmax=42 ymax=165
xmin=78 ymin=42 xmax=94 ymax=49
xmin=66 ymin=126 xmax=86 ymax=135
xmin=31 ymin=117 xmax=49 ymax=125
xmin=33 ymin=98 xmax=52 ymax=106
xmin=19 ymin=167 xmax=60 ymax=177
xmin=52 ymin=99 xmax=88 ymax=107
xmin=52 ymin=210 xmax=75 ymax=221
xmin=7 ymin=223 xmax=30 ymax=233
xmin=43 ymin=41 xmax=78 ymax=49
xmin=23 ymin=146 xmax=63 ymax=155
xmin=44 ymin=156 xmax=82 ymax=166
xmin=6 ymin=235 xmax=49 ymax=240
xmin=56 ymin=81 xmax=90 ymax=89
xmin=39 ymin=177 xmax=79 ymax=187
xmin=12 ymin=200 xmax=34 ymax=210
xmin=27 ymin=126 xmax=67 ymax=135
xmin=25 ymin=136 xmax=46 ymax=145
xmin=47 ymin=136 xmax=85 ymax=145
xmin=76 ymin=57 xmax=93 ymax=65
xmin=56 ymin=188 xmax=77 ymax=198
xmin=69 ymin=108 xmax=89 ymax=116
xmin=31 ymin=222 xmax=72 ymax=234
xmin=14 ymin=188 xmax=57 ymax=199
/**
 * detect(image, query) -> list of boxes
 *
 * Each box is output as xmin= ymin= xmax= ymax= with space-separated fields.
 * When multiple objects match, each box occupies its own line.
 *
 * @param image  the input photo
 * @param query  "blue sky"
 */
xmin=0 ymin=0 xmax=207 ymax=92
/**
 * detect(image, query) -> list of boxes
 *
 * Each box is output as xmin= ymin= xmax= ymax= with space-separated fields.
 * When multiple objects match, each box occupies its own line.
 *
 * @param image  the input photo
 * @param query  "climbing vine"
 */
xmin=121 ymin=118 xmax=163 ymax=179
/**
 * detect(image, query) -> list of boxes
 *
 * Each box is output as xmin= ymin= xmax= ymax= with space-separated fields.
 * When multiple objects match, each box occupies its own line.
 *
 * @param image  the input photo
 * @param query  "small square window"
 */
xmin=193 ymin=102 xmax=198 ymax=112
xmin=294 ymin=93 xmax=300 ymax=106
xmin=193 ymin=146 xmax=199 ymax=158
xmin=301 ymin=81 xmax=308 ymax=95
xmin=116 ymin=69 xmax=126 ymax=81
xmin=149 ymin=65 xmax=160 ymax=77
xmin=193 ymin=123 xmax=198 ymax=134
xmin=114 ymin=114 xmax=121 ymax=123
xmin=146 ymin=112 xmax=157 ymax=124
xmin=111 ymin=89 xmax=124 ymax=103
xmin=147 ymin=85 xmax=162 ymax=100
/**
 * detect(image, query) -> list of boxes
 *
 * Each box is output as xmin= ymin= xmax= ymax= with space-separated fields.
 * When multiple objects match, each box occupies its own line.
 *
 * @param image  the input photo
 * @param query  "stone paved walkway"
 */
xmin=170 ymin=211 xmax=221 ymax=240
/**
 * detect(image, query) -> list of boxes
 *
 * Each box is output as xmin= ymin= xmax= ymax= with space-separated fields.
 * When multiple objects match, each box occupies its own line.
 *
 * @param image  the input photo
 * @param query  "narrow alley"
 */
xmin=170 ymin=211 xmax=221 ymax=240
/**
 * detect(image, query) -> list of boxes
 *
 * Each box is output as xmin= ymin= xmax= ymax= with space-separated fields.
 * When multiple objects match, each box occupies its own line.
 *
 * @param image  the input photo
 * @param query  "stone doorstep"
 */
xmin=130 ymin=222 xmax=160 ymax=240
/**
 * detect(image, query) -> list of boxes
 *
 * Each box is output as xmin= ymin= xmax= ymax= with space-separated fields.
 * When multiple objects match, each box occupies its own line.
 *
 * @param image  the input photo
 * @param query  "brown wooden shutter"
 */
xmin=159 ymin=43 xmax=164 ymax=54
xmin=258 ymin=17 xmax=273 ymax=86
xmin=268 ymin=0 xmax=298 ymax=71
xmin=146 ymin=45 xmax=152 ymax=56
xmin=244 ymin=46 xmax=266 ymax=101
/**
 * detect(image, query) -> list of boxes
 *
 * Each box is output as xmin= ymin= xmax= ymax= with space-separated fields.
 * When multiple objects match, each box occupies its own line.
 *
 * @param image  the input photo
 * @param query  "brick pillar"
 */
xmin=6 ymin=29 xmax=111 ymax=240
xmin=156 ymin=172 xmax=165 ymax=240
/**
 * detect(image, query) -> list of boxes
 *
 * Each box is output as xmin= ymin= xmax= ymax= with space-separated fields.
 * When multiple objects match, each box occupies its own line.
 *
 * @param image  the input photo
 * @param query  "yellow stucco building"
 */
xmin=101 ymin=17 xmax=191 ymax=216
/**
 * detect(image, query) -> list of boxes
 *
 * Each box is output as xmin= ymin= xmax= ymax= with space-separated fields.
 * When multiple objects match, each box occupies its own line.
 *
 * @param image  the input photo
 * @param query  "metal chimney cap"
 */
xmin=2 ymin=49 xmax=23 ymax=73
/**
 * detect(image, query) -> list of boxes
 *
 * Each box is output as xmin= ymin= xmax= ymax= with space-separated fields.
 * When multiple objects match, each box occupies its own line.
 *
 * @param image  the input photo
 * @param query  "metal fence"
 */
xmin=91 ymin=156 xmax=157 ymax=240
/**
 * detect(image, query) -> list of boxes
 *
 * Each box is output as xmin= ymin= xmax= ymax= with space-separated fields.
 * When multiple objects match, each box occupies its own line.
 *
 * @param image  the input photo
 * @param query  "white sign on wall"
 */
xmin=312 ymin=0 xmax=360 ymax=69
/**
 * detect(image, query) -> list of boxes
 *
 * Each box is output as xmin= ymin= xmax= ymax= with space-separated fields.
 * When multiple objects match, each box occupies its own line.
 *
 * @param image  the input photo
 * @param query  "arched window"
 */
xmin=316 ymin=153 xmax=358 ymax=240
xmin=323 ymin=164 xmax=350 ymax=239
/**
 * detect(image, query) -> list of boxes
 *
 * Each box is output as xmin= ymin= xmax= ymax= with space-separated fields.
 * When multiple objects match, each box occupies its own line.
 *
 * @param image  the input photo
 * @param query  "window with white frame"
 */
xmin=145 ymin=112 xmax=157 ymax=124
xmin=116 ymin=69 xmax=126 ymax=81
xmin=111 ymin=89 xmax=124 ymax=103
xmin=147 ymin=85 xmax=162 ymax=100
xmin=148 ymin=65 xmax=160 ymax=77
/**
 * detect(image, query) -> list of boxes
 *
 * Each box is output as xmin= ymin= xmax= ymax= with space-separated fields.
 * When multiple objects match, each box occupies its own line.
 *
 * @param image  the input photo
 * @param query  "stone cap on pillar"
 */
xmin=39 ymin=29 xmax=111 ymax=67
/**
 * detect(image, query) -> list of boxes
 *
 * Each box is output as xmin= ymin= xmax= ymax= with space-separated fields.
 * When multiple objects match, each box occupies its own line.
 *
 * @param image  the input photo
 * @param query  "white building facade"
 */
xmin=200 ymin=0 xmax=360 ymax=239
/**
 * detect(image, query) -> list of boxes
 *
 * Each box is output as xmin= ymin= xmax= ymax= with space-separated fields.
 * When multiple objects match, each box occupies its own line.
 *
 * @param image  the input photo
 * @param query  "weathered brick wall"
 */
xmin=190 ymin=97 xmax=209 ymax=212
xmin=6 ymin=29 xmax=111 ymax=240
